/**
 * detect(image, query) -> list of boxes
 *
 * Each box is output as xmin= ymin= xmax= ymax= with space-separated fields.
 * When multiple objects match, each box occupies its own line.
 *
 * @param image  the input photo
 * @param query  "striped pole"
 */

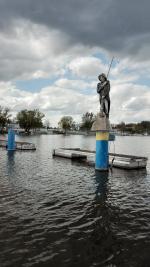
xmin=7 ymin=129 xmax=16 ymax=151
xmin=95 ymin=131 xmax=109 ymax=171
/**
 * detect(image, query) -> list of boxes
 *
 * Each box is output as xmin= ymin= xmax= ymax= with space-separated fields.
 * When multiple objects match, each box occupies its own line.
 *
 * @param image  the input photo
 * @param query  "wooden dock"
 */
xmin=0 ymin=139 xmax=36 ymax=151
xmin=52 ymin=148 xmax=148 ymax=170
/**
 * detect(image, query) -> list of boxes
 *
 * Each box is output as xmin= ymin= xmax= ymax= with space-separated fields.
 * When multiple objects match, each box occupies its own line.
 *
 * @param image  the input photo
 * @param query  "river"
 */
xmin=0 ymin=134 xmax=150 ymax=267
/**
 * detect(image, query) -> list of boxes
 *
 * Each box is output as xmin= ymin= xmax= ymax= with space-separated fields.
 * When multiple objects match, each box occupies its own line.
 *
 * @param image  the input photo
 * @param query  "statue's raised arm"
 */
xmin=97 ymin=73 xmax=110 ymax=118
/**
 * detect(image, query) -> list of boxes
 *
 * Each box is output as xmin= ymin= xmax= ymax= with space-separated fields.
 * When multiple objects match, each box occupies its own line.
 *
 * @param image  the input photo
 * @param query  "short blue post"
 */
xmin=95 ymin=131 xmax=109 ymax=171
xmin=7 ymin=129 xmax=16 ymax=151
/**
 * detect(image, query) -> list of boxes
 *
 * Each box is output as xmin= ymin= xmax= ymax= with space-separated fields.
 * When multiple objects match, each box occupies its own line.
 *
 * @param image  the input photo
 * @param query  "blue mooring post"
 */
xmin=91 ymin=115 xmax=110 ymax=172
xmin=7 ymin=128 xmax=16 ymax=151
xmin=95 ymin=131 xmax=109 ymax=171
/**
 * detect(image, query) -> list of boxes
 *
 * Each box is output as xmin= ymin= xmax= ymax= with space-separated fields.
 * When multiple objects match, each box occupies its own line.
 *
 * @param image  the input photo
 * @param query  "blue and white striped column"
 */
xmin=7 ymin=129 xmax=16 ymax=151
xmin=95 ymin=131 xmax=109 ymax=171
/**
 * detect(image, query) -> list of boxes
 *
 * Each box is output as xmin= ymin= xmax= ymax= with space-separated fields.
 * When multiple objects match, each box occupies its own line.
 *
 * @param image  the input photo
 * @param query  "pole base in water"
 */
xmin=95 ymin=167 xmax=109 ymax=172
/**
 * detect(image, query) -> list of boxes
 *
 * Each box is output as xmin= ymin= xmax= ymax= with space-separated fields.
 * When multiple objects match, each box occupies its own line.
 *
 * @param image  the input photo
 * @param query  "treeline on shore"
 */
xmin=0 ymin=106 xmax=149 ymax=135
xmin=114 ymin=121 xmax=150 ymax=135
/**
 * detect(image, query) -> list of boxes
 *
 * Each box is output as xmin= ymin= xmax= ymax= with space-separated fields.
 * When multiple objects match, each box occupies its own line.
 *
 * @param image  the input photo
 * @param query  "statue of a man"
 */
xmin=97 ymin=73 xmax=110 ymax=118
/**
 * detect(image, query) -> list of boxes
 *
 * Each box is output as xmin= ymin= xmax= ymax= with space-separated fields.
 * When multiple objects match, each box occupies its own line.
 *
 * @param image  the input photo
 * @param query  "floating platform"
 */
xmin=52 ymin=148 xmax=87 ymax=159
xmin=52 ymin=148 xmax=148 ymax=170
xmin=0 ymin=139 xmax=36 ymax=150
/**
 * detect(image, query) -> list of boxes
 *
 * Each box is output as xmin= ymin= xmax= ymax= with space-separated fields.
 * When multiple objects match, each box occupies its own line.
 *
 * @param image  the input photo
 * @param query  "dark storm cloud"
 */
xmin=0 ymin=0 xmax=150 ymax=57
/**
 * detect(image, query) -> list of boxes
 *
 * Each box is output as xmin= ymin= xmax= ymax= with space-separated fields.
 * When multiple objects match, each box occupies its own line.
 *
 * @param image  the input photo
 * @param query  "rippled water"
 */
xmin=0 ymin=135 xmax=150 ymax=267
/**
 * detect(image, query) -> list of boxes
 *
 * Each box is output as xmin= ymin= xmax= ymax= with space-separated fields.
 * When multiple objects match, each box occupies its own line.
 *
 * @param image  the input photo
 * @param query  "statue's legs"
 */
xmin=99 ymin=98 xmax=110 ymax=118
xmin=103 ymin=99 xmax=110 ymax=118
xmin=99 ymin=98 xmax=105 ymax=115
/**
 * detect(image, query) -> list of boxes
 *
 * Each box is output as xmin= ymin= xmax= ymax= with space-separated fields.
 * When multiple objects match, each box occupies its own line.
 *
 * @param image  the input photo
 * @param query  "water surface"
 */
xmin=0 ymin=135 xmax=150 ymax=267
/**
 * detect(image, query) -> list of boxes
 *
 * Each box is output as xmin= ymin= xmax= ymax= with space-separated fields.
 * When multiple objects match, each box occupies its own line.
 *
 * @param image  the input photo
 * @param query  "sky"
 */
xmin=0 ymin=0 xmax=150 ymax=126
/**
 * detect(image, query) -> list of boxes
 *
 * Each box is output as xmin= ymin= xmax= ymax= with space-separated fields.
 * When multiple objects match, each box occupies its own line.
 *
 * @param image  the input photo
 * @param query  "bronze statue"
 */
xmin=97 ymin=73 xmax=110 ymax=118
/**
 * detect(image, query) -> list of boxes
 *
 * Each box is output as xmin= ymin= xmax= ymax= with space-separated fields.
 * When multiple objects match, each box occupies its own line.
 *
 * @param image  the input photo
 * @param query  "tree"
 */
xmin=80 ymin=112 xmax=96 ymax=131
xmin=117 ymin=122 xmax=126 ymax=133
xmin=44 ymin=119 xmax=50 ymax=129
xmin=135 ymin=121 xmax=150 ymax=134
xmin=140 ymin=121 xmax=150 ymax=133
xmin=17 ymin=109 xmax=45 ymax=134
xmin=0 ymin=106 xmax=11 ymax=131
xmin=58 ymin=116 xmax=75 ymax=133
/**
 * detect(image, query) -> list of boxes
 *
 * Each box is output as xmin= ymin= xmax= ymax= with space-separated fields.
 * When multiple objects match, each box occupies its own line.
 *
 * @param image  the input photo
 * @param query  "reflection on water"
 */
xmin=7 ymin=151 xmax=15 ymax=175
xmin=0 ymin=135 xmax=150 ymax=267
xmin=89 ymin=171 xmax=118 ymax=267
xmin=95 ymin=170 xmax=108 ymax=201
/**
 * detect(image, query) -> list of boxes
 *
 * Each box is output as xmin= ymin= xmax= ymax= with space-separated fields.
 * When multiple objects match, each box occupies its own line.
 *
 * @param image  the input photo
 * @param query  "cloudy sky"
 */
xmin=0 ymin=0 xmax=150 ymax=126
